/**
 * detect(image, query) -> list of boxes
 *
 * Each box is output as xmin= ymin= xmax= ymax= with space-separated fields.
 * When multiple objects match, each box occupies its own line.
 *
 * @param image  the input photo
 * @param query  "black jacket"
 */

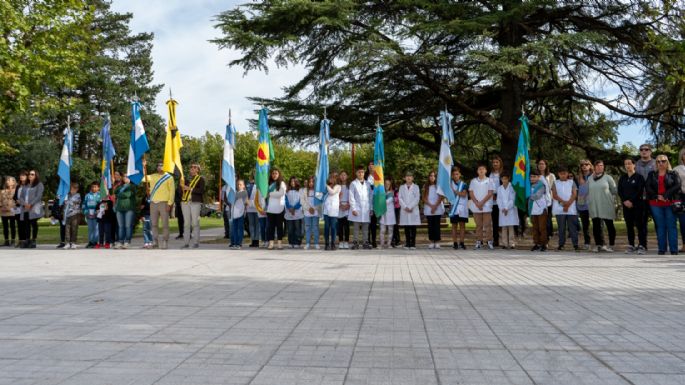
xmin=618 ymin=173 xmax=645 ymax=204
xmin=645 ymin=170 xmax=682 ymax=201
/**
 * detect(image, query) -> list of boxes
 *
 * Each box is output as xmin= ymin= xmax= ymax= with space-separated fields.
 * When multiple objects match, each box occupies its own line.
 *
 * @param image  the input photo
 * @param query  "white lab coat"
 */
xmin=348 ymin=179 xmax=372 ymax=223
xmin=323 ymin=184 xmax=341 ymax=217
xmin=496 ymin=184 xmax=519 ymax=226
xmin=266 ymin=181 xmax=287 ymax=214
xmin=399 ymin=183 xmax=421 ymax=226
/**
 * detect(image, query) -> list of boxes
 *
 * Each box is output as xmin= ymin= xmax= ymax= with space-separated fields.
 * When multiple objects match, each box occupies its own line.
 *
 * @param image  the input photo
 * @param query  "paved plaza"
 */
xmin=1 ymin=246 xmax=685 ymax=385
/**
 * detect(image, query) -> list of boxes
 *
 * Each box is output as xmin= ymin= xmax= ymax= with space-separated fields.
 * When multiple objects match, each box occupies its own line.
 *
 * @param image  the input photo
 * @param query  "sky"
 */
xmin=111 ymin=0 xmax=651 ymax=147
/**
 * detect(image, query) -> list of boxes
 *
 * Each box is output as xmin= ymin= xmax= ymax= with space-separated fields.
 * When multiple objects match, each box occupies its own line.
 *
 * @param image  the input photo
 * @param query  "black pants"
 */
xmin=266 ymin=212 xmax=285 ymax=241
xmin=369 ymin=213 xmax=377 ymax=247
xmin=175 ymin=203 xmax=184 ymax=236
xmin=16 ymin=214 xmax=25 ymax=241
xmin=516 ymin=209 xmax=527 ymax=237
xmin=592 ymin=218 xmax=615 ymax=247
xmin=546 ymin=205 xmax=554 ymax=237
xmin=579 ymin=210 xmax=591 ymax=246
xmin=111 ymin=214 xmax=118 ymax=242
xmin=491 ymin=206 xmax=499 ymax=245
xmin=21 ymin=213 xmax=38 ymax=241
xmin=426 ymin=215 xmax=441 ymax=241
xmin=623 ymin=203 xmax=647 ymax=248
xmin=639 ymin=201 xmax=651 ymax=249
xmin=223 ymin=210 xmax=231 ymax=238
xmin=337 ymin=217 xmax=350 ymax=242
xmin=59 ymin=222 xmax=66 ymax=243
xmin=98 ymin=219 xmax=112 ymax=244
xmin=404 ymin=225 xmax=417 ymax=247
xmin=2 ymin=215 xmax=16 ymax=241
xmin=392 ymin=208 xmax=401 ymax=245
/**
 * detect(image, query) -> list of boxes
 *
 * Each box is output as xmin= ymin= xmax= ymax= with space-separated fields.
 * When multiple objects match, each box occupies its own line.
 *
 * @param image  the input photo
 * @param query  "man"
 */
xmin=142 ymin=160 xmax=174 ymax=249
xmin=636 ymin=143 xmax=656 ymax=249
xmin=174 ymin=183 xmax=184 ymax=240
xmin=181 ymin=163 xmax=206 ymax=249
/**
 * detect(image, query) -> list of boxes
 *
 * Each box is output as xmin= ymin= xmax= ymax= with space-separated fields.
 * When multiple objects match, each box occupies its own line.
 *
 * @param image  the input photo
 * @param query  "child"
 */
xmin=399 ymin=171 xmax=420 ymax=250
xmin=323 ymin=172 xmax=341 ymax=250
xmin=529 ymin=170 xmax=549 ymax=251
xmin=496 ymin=173 xmax=518 ymax=249
xmin=230 ymin=180 xmax=248 ymax=249
xmin=449 ymin=167 xmax=469 ymax=250
xmin=422 ymin=170 xmax=444 ymax=249
xmin=284 ymin=177 xmax=303 ymax=248
xmin=348 ymin=166 xmax=372 ymax=250
xmin=52 ymin=194 xmax=66 ymax=249
xmin=63 ymin=183 xmax=82 ymax=249
xmin=337 ymin=171 xmax=351 ymax=249
xmin=96 ymin=196 xmax=114 ymax=249
xmin=379 ymin=178 xmax=396 ymax=249
xmin=140 ymin=194 xmax=152 ymax=249
xmin=82 ymin=182 xmax=101 ymax=248
xmin=552 ymin=166 xmax=579 ymax=251
xmin=301 ymin=176 xmax=321 ymax=250
xmin=469 ymin=164 xmax=495 ymax=250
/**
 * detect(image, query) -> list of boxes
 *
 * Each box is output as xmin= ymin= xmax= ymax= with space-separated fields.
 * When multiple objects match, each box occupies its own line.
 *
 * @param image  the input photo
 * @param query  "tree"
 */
xmin=213 ymin=1 xmax=684 ymax=169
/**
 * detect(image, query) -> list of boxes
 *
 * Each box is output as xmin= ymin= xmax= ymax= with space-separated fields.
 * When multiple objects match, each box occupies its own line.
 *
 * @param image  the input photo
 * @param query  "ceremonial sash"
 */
xmin=449 ymin=180 xmax=465 ymax=216
xmin=182 ymin=175 xmax=201 ymax=202
xmin=149 ymin=173 xmax=171 ymax=203
xmin=528 ymin=181 xmax=545 ymax=214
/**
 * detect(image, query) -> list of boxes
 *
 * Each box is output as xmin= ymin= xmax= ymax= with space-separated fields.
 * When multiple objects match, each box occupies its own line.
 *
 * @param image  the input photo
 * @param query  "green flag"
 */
xmin=512 ymin=116 xmax=531 ymax=211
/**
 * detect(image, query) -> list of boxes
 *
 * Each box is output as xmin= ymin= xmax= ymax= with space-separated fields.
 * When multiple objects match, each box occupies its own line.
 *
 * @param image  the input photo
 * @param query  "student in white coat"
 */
xmin=348 ymin=166 xmax=372 ymax=250
xmin=285 ymin=177 xmax=304 ymax=248
xmin=551 ymin=165 xmax=579 ymax=251
xmin=301 ymin=176 xmax=321 ymax=250
xmin=379 ymin=178 xmax=396 ymax=249
xmin=422 ymin=170 xmax=444 ymax=249
xmin=337 ymin=171 xmax=351 ymax=249
xmin=399 ymin=171 xmax=421 ymax=249
xmin=323 ymin=172 xmax=341 ymax=250
xmin=496 ymin=173 xmax=519 ymax=249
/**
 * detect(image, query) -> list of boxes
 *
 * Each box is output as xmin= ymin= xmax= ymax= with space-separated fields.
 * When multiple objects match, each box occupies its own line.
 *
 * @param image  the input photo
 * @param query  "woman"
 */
xmin=337 ymin=171 xmax=351 ymax=249
xmin=399 ymin=171 xmax=421 ymax=249
xmin=537 ymin=159 xmax=556 ymax=239
xmin=489 ymin=156 xmax=503 ymax=247
xmin=284 ymin=176 xmax=304 ymax=248
xmin=265 ymin=168 xmax=287 ymax=250
xmin=576 ymin=160 xmax=594 ymax=250
xmin=0 ymin=177 xmax=17 ymax=246
xmin=646 ymin=154 xmax=681 ymax=255
xmin=14 ymin=171 xmax=28 ymax=248
xmin=588 ymin=160 xmax=617 ymax=253
xmin=18 ymin=170 xmax=44 ymax=248
xmin=422 ymin=170 xmax=444 ymax=249
xmin=114 ymin=175 xmax=137 ymax=249
xmin=618 ymin=158 xmax=647 ymax=254
xmin=111 ymin=170 xmax=123 ymax=242
xmin=672 ymin=148 xmax=685 ymax=251
xmin=323 ymin=172 xmax=341 ymax=250
xmin=301 ymin=175 xmax=321 ymax=250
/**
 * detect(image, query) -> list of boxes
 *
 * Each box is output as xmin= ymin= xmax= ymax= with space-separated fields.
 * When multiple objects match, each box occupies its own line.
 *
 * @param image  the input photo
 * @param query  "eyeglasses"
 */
xmin=657 ymin=160 xmax=668 ymax=164
xmin=640 ymin=148 xmax=651 ymax=152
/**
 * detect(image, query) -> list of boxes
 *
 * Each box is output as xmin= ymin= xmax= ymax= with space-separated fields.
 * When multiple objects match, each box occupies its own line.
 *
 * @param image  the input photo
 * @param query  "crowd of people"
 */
xmin=2 ymin=144 xmax=685 ymax=255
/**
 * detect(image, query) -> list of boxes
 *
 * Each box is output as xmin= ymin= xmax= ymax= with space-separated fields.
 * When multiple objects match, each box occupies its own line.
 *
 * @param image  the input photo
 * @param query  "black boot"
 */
xmin=2 ymin=240 xmax=9 ymax=247
xmin=29 ymin=240 xmax=37 ymax=248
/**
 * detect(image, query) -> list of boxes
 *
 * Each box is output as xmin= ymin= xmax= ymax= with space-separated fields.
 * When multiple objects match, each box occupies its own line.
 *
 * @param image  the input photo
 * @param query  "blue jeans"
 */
xmin=304 ymin=216 xmax=319 ymax=246
xmin=286 ymin=219 xmax=302 ymax=246
xmin=259 ymin=217 xmax=267 ymax=242
xmin=86 ymin=218 xmax=99 ymax=245
xmin=650 ymin=205 xmax=678 ymax=253
xmin=324 ymin=215 xmax=338 ymax=245
xmin=116 ymin=210 xmax=135 ymax=243
xmin=247 ymin=212 xmax=259 ymax=241
xmin=142 ymin=216 xmax=152 ymax=244
xmin=231 ymin=216 xmax=245 ymax=246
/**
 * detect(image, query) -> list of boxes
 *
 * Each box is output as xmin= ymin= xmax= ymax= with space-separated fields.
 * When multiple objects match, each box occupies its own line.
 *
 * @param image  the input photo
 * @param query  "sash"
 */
xmin=182 ymin=175 xmax=201 ymax=202
xmin=529 ymin=181 xmax=545 ymax=214
xmin=449 ymin=180 xmax=465 ymax=216
xmin=149 ymin=173 xmax=172 ymax=203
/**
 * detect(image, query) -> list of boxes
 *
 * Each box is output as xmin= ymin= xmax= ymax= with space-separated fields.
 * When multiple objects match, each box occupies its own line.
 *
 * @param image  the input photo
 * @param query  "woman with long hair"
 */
xmin=422 ymin=170 xmax=444 ymax=249
xmin=489 ymin=156 xmax=503 ymax=246
xmin=646 ymin=155 xmax=681 ymax=255
xmin=576 ymin=160 xmax=594 ymax=250
xmin=0 ymin=176 xmax=17 ymax=247
xmin=588 ymin=160 xmax=617 ymax=253
xmin=18 ymin=170 xmax=44 ymax=248
xmin=265 ymin=168 xmax=287 ymax=250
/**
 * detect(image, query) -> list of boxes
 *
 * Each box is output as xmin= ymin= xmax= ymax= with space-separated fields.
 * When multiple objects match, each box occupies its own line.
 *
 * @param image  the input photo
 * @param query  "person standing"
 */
xmin=337 ymin=171 xmax=351 ymax=249
xmin=62 ymin=183 xmax=82 ymax=249
xmin=489 ymin=156 xmax=503 ymax=246
xmin=636 ymin=144 xmax=656 ymax=248
xmin=285 ymin=177 xmax=303 ymax=248
xmin=83 ymin=182 xmax=101 ymax=248
xmin=399 ymin=171 xmax=421 ymax=250
xmin=576 ymin=160 xmax=594 ymax=250
xmin=537 ymin=159 xmax=556 ymax=239
xmin=222 ymin=186 xmax=231 ymax=240
xmin=301 ymin=176 xmax=320 ymax=250
xmin=391 ymin=182 xmax=402 ymax=248
xmin=449 ymin=167 xmax=469 ymax=250
xmin=174 ymin=184 xmax=184 ymax=240
xmin=588 ymin=160 xmax=617 ymax=253
xmin=229 ymin=179 xmax=248 ymax=249
xmin=671 ymin=148 xmax=685 ymax=252
xmin=366 ymin=161 xmax=378 ymax=248
xmin=113 ymin=176 xmax=137 ymax=249
xmin=618 ymin=158 xmax=647 ymax=254
xmin=379 ymin=178 xmax=396 ymax=249
xmin=529 ymin=170 xmax=549 ymax=252
xmin=139 ymin=194 xmax=153 ymax=249
xmin=14 ymin=172 xmax=28 ymax=248
xmin=646 ymin=155 xmax=681 ymax=255
xmin=496 ymin=173 xmax=518 ymax=249
xmin=266 ymin=168 xmax=287 ymax=250
xmin=422 ymin=170 xmax=444 ymax=249
xmin=0 ymin=176 xmax=17 ymax=247
xmin=180 ymin=164 xmax=205 ymax=249
xmin=246 ymin=175 xmax=260 ymax=247
xmin=110 ymin=171 xmax=123 ymax=243
xmin=348 ymin=166 xmax=372 ymax=250
xmin=18 ymin=170 xmax=44 ymax=249
xmin=142 ymin=160 xmax=174 ymax=250
xmin=323 ymin=172 xmax=341 ymax=250
xmin=551 ymin=166 xmax=579 ymax=251
xmin=469 ymin=164 xmax=495 ymax=250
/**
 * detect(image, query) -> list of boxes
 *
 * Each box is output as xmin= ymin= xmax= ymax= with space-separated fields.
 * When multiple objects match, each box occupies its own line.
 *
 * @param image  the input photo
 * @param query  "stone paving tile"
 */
xmin=437 ymin=369 xmax=534 ymax=385
xmin=350 ymin=346 xmax=435 ymax=369
xmin=249 ymin=366 xmax=347 ymax=385
xmin=345 ymin=368 xmax=438 ymax=385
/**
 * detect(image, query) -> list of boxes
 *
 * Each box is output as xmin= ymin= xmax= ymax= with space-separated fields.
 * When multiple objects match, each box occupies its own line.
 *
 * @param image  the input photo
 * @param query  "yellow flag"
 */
xmin=163 ymin=98 xmax=183 ymax=178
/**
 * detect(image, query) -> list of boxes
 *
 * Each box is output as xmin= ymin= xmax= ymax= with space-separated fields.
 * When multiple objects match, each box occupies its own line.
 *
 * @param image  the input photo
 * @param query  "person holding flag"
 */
xmin=314 ymin=116 xmax=330 ymax=204
xmin=399 ymin=171 xmax=421 ymax=250
xmin=100 ymin=117 xmax=116 ymax=196
xmin=142 ymin=159 xmax=174 ymax=250
xmin=180 ymin=164 xmax=205 ymax=249
xmin=126 ymin=101 xmax=150 ymax=186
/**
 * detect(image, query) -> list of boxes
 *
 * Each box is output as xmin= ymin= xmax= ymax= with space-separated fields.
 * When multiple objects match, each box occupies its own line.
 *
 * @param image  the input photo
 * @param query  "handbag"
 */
xmin=671 ymin=201 xmax=685 ymax=214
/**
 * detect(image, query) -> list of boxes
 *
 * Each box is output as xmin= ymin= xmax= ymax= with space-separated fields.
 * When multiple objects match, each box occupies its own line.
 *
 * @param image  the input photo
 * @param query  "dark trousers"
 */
xmin=286 ymin=219 xmax=302 ymax=245
xmin=623 ymin=204 xmax=646 ymax=248
xmin=111 ymin=214 xmax=118 ymax=242
xmin=337 ymin=217 xmax=350 ymax=242
xmin=223 ymin=211 xmax=231 ymax=238
xmin=16 ymin=214 xmax=25 ymax=241
xmin=392 ymin=207 xmax=401 ymax=245
xmin=516 ymin=209 xmax=527 ymax=237
xmin=578 ymin=210 xmax=591 ymax=246
xmin=639 ymin=202 xmax=651 ymax=249
xmin=404 ymin=225 xmax=417 ymax=247
xmin=231 ymin=216 xmax=244 ymax=246
xmin=175 ymin=203 xmax=184 ymax=236
xmin=369 ymin=213 xmax=377 ymax=247
xmin=2 ymin=216 xmax=16 ymax=241
xmin=591 ymin=218 xmax=615 ymax=247
xmin=98 ymin=219 xmax=112 ymax=244
xmin=546 ymin=205 xmax=554 ymax=237
xmin=426 ymin=215 xmax=442 ymax=241
xmin=65 ymin=215 xmax=79 ymax=243
xmin=266 ymin=212 xmax=285 ymax=241
xmin=491 ymin=206 xmax=499 ymax=245
xmin=59 ymin=222 xmax=66 ymax=243
xmin=324 ymin=215 xmax=338 ymax=245
xmin=21 ymin=213 xmax=38 ymax=240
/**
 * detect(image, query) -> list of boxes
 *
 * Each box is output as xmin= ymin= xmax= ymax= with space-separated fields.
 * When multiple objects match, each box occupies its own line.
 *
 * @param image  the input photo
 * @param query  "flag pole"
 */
xmin=133 ymin=92 xmax=150 ymax=196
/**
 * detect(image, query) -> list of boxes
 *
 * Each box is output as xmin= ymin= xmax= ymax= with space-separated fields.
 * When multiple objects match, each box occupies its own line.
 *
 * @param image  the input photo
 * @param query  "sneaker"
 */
xmin=625 ymin=246 xmax=636 ymax=254
xmin=122 ymin=243 xmax=129 ymax=249
xmin=403 ymin=246 xmax=410 ymax=250
xmin=427 ymin=243 xmax=434 ymax=249
xmin=71 ymin=243 xmax=79 ymax=249
xmin=104 ymin=243 xmax=111 ymax=249
xmin=557 ymin=245 xmax=564 ymax=251
xmin=601 ymin=245 xmax=613 ymax=253
xmin=175 ymin=235 xmax=183 ymax=240
xmin=324 ymin=244 xmax=330 ymax=251
xmin=540 ymin=245 xmax=547 ymax=252
xmin=362 ymin=243 xmax=371 ymax=250
xmin=637 ymin=245 xmax=646 ymax=255
xmin=486 ymin=241 xmax=494 ymax=250
xmin=459 ymin=242 xmax=466 ymax=250
xmin=531 ymin=245 xmax=540 ymax=251
xmin=192 ymin=244 xmax=199 ymax=249
xmin=474 ymin=241 xmax=483 ymax=250
xmin=573 ymin=245 xmax=579 ymax=251
xmin=584 ymin=244 xmax=591 ymax=251
xmin=510 ymin=244 xmax=517 ymax=249
xmin=57 ymin=243 xmax=66 ymax=249
xmin=434 ymin=243 xmax=441 ymax=249
xmin=304 ymin=244 xmax=310 ymax=250
xmin=410 ymin=247 xmax=416 ymax=250
xmin=95 ymin=244 xmax=102 ymax=249
xmin=351 ymin=243 xmax=359 ymax=250
xmin=181 ymin=244 xmax=189 ymax=249
xmin=314 ymin=244 xmax=320 ymax=250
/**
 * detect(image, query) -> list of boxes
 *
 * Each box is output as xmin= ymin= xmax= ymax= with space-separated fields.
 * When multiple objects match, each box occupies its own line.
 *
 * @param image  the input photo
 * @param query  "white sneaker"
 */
xmin=487 ymin=241 xmax=494 ymax=250
xmin=637 ymin=245 xmax=646 ymax=255
xmin=601 ymin=245 xmax=614 ymax=253
xmin=474 ymin=241 xmax=482 ymax=250
xmin=625 ymin=245 xmax=636 ymax=254
xmin=69 ymin=243 xmax=77 ymax=249
xmin=314 ymin=244 xmax=320 ymax=250
xmin=122 ymin=242 xmax=129 ymax=249
xmin=427 ymin=243 xmax=434 ymax=249
xmin=304 ymin=244 xmax=310 ymax=250
xmin=434 ymin=243 xmax=441 ymax=249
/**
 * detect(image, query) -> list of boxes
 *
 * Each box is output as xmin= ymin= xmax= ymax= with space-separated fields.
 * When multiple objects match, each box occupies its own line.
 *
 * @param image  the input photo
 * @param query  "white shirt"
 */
xmin=496 ymin=184 xmax=519 ymax=227
xmin=423 ymin=184 xmax=445 ymax=216
xmin=489 ymin=172 xmax=501 ymax=205
xmin=348 ymin=179 xmax=372 ymax=223
xmin=301 ymin=188 xmax=320 ymax=218
xmin=380 ymin=193 xmax=396 ymax=225
xmin=338 ymin=184 xmax=350 ymax=218
xmin=399 ymin=183 xmax=421 ymax=226
xmin=469 ymin=177 xmax=495 ymax=213
xmin=284 ymin=190 xmax=304 ymax=220
xmin=266 ymin=181 xmax=287 ymax=214
xmin=552 ymin=179 xmax=577 ymax=216
xmin=231 ymin=191 xmax=247 ymax=219
xmin=451 ymin=179 xmax=469 ymax=218
xmin=323 ymin=184 xmax=341 ymax=217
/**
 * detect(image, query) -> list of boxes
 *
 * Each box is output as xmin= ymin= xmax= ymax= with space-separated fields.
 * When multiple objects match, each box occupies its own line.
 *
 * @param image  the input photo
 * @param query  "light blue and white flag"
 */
xmin=56 ymin=125 xmax=74 ymax=205
xmin=126 ymin=101 xmax=150 ymax=185
xmin=222 ymin=120 xmax=237 ymax=204
xmin=436 ymin=108 xmax=458 ymax=215
xmin=314 ymin=118 xmax=331 ymax=204
xmin=100 ymin=117 xmax=116 ymax=195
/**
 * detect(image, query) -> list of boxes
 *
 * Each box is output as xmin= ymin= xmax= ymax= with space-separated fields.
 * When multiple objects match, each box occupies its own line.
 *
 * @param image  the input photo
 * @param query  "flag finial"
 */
xmin=323 ymin=106 xmax=327 ymax=119
xmin=169 ymin=88 xmax=173 ymax=100
xmin=229 ymin=108 xmax=232 ymax=124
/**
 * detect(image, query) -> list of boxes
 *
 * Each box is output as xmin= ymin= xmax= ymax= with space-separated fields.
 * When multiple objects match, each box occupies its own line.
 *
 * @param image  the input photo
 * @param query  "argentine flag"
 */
xmin=436 ymin=109 xmax=457 ymax=214
xmin=126 ymin=101 xmax=150 ymax=185
xmin=222 ymin=121 xmax=237 ymax=204
xmin=56 ymin=126 xmax=74 ymax=205
xmin=314 ymin=118 xmax=330 ymax=204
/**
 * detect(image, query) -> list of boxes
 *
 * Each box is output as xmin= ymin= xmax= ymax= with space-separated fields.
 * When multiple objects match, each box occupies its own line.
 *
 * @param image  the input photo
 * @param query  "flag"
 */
xmin=512 ymin=115 xmax=531 ymax=211
xmin=436 ymin=109 xmax=457 ymax=214
xmin=163 ymin=98 xmax=183 ymax=177
xmin=100 ymin=117 xmax=116 ymax=196
xmin=372 ymin=124 xmax=386 ymax=217
xmin=223 ymin=120 xmax=237 ymax=204
xmin=126 ymin=101 xmax=150 ymax=185
xmin=255 ymin=108 xmax=274 ymax=197
xmin=56 ymin=125 xmax=73 ymax=205
xmin=314 ymin=118 xmax=330 ymax=204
